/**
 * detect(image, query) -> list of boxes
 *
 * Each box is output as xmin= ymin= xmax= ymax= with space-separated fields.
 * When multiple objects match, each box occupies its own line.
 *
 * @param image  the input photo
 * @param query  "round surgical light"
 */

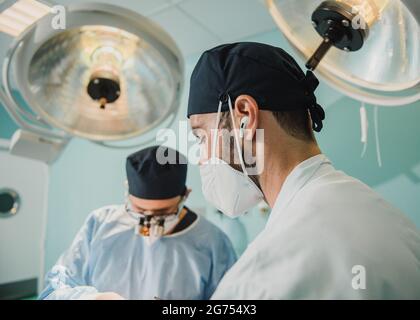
xmin=1 ymin=2 xmax=184 ymax=141
xmin=266 ymin=0 xmax=420 ymax=106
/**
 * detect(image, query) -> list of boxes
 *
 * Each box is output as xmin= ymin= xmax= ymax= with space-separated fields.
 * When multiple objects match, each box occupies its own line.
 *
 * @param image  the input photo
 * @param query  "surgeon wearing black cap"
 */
xmin=39 ymin=146 xmax=236 ymax=300
xmin=188 ymin=42 xmax=420 ymax=299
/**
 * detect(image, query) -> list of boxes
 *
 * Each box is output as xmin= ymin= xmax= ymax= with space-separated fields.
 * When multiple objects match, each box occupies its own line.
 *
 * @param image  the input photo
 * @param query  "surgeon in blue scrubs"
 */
xmin=39 ymin=146 xmax=236 ymax=300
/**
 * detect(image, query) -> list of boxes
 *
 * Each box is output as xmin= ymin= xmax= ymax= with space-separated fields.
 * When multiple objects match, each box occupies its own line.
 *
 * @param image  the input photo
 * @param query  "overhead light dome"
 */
xmin=1 ymin=2 xmax=184 ymax=141
xmin=266 ymin=0 xmax=420 ymax=106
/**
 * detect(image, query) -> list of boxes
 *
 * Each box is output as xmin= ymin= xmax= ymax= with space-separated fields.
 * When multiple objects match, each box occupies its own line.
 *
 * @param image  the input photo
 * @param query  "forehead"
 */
xmin=129 ymin=195 xmax=180 ymax=211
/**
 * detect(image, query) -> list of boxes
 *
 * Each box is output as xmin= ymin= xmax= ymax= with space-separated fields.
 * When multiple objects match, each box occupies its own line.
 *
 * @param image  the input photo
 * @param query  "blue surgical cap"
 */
xmin=187 ymin=42 xmax=325 ymax=132
xmin=126 ymin=146 xmax=187 ymax=199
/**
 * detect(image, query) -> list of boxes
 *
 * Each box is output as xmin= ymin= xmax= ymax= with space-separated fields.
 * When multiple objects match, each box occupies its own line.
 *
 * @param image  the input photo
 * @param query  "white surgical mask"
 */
xmin=199 ymin=96 xmax=264 ymax=218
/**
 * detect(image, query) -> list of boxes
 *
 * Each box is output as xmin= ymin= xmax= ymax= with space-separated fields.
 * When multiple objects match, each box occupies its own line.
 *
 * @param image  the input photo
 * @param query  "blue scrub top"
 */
xmin=39 ymin=205 xmax=237 ymax=300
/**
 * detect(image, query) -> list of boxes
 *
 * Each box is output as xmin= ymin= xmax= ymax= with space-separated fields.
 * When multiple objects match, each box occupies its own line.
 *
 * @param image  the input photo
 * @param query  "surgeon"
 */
xmin=188 ymin=42 xmax=420 ymax=299
xmin=39 ymin=146 xmax=236 ymax=300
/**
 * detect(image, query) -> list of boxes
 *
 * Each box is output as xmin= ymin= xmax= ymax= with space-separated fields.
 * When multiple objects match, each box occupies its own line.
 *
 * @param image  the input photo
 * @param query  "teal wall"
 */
xmin=0 ymin=103 xmax=18 ymax=139
xmin=1 ymin=29 xmax=418 ymax=272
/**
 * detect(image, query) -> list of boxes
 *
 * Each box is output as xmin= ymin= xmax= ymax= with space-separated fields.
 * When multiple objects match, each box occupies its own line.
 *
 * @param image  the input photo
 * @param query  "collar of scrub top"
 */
xmin=266 ymin=154 xmax=332 ymax=226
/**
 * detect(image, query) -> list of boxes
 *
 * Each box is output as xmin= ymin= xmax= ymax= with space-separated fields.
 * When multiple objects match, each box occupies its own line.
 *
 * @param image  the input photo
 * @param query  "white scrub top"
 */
xmin=39 ymin=206 xmax=236 ymax=300
xmin=212 ymin=154 xmax=420 ymax=299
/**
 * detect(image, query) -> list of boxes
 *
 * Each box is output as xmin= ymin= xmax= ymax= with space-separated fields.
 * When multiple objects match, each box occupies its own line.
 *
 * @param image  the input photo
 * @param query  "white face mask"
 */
xmin=199 ymin=96 xmax=264 ymax=218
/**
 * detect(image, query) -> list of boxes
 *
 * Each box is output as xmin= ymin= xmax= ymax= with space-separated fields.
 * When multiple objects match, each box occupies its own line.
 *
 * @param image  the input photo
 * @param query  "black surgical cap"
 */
xmin=187 ymin=42 xmax=325 ymax=132
xmin=126 ymin=146 xmax=187 ymax=200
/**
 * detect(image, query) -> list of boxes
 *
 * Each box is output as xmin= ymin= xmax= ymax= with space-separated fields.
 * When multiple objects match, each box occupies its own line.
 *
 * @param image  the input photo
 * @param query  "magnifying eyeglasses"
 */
xmin=125 ymin=197 xmax=186 ymax=237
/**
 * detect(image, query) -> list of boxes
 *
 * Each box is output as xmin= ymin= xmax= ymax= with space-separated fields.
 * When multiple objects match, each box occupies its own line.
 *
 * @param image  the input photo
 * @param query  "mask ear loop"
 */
xmin=174 ymin=196 xmax=186 ymax=219
xmin=210 ymin=101 xmax=224 ymax=162
xmin=159 ymin=197 xmax=187 ymax=236
xmin=227 ymin=96 xmax=249 ymax=176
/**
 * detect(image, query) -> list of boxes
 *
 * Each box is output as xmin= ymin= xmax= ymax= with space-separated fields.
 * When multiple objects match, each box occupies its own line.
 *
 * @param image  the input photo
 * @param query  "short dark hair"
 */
xmin=271 ymin=109 xmax=315 ymax=142
xmin=219 ymin=109 xmax=315 ymax=142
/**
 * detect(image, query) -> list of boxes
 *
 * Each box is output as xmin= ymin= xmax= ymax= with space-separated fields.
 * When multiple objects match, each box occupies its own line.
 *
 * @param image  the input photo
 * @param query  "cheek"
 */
xmin=199 ymin=130 xmax=231 ymax=164
xmin=199 ymin=128 xmax=219 ymax=164
xmin=199 ymin=139 xmax=211 ymax=164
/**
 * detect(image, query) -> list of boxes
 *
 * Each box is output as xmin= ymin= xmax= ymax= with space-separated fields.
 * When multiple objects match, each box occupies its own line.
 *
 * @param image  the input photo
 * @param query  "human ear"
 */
xmin=234 ymin=95 xmax=259 ymax=140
